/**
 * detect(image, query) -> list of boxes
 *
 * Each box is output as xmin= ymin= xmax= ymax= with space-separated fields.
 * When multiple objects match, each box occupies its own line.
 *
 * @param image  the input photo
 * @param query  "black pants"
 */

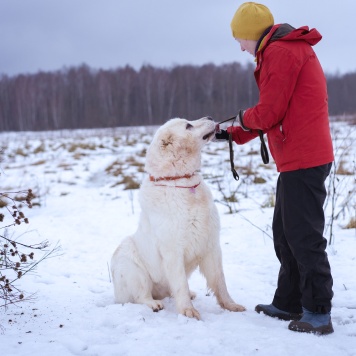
xmin=272 ymin=163 xmax=333 ymax=314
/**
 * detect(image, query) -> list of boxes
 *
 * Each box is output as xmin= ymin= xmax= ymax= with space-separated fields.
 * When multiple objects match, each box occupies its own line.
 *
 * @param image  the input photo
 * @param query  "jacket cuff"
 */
xmin=238 ymin=110 xmax=251 ymax=132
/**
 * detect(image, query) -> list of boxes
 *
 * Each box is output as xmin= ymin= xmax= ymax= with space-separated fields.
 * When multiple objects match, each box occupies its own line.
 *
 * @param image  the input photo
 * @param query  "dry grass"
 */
xmin=33 ymin=143 xmax=46 ymax=154
xmin=15 ymin=148 xmax=27 ymax=157
xmin=111 ymin=175 xmax=140 ymax=190
xmin=253 ymin=176 xmax=267 ymax=184
xmin=68 ymin=143 xmax=97 ymax=152
xmin=344 ymin=217 xmax=356 ymax=229
xmin=58 ymin=162 xmax=75 ymax=170
xmin=30 ymin=160 xmax=46 ymax=166
xmin=105 ymin=160 xmax=123 ymax=177
xmin=0 ymin=199 xmax=8 ymax=208
xmin=105 ymin=150 xmax=143 ymax=189
xmin=336 ymin=160 xmax=354 ymax=175
xmin=136 ymin=149 xmax=147 ymax=158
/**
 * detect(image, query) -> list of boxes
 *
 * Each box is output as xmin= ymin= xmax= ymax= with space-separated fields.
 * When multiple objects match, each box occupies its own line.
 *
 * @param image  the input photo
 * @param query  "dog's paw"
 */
xmin=181 ymin=307 xmax=201 ymax=320
xmin=146 ymin=300 xmax=164 ymax=312
xmin=223 ymin=302 xmax=246 ymax=312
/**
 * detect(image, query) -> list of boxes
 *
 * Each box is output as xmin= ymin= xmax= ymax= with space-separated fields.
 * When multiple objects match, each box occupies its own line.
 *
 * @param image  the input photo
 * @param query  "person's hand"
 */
xmin=214 ymin=129 xmax=229 ymax=141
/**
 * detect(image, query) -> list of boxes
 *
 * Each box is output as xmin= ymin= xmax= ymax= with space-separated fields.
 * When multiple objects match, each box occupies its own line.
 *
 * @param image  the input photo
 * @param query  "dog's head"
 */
xmin=145 ymin=117 xmax=215 ymax=177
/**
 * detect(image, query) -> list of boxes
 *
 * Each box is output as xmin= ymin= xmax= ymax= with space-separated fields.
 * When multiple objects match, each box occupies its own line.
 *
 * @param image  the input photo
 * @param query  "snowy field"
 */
xmin=0 ymin=120 xmax=355 ymax=356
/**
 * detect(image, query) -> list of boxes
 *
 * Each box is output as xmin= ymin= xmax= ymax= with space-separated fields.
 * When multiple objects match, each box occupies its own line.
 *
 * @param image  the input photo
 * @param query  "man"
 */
xmin=215 ymin=2 xmax=334 ymax=335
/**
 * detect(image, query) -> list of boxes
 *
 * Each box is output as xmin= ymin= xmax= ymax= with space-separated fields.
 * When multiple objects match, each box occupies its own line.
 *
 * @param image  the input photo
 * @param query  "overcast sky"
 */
xmin=0 ymin=0 xmax=354 ymax=76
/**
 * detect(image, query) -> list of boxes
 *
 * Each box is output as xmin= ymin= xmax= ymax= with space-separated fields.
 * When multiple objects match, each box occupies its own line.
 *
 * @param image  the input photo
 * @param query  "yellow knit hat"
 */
xmin=231 ymin=2 xmax=274 ymax=40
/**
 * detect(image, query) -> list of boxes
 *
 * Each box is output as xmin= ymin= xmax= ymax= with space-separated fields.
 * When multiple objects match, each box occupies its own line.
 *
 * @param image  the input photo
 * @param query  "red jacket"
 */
xmin=228 ymin=24 xmax=334 ymax=172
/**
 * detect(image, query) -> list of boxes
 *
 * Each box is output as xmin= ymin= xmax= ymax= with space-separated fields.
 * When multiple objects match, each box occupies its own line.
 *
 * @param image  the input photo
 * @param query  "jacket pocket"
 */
xmin=267 ymin=123 xmax=285 ymax=157
xmin=279 ymin=124 xmax=286 ymax=142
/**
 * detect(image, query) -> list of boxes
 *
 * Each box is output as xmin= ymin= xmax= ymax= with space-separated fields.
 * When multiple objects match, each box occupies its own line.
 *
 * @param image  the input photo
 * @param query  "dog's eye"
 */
xmin=186 ymin=123 xmax=193 ymax=130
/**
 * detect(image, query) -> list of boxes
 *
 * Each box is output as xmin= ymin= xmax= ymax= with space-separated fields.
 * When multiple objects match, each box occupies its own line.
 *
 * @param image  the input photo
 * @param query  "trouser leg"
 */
xmin=272 ymin=175 xmax=303 ymax=314
xmin=272 ymin=164 xmax=333 ymax=313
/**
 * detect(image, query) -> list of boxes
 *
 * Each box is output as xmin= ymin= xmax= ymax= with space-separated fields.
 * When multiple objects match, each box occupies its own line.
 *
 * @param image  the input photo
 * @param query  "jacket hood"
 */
xmin=265 ymin=23 xmax=322 ymax=48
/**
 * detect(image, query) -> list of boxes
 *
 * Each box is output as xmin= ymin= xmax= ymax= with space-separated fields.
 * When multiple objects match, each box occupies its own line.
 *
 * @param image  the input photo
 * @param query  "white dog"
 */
xmin=111 ymin=117 xmax=245 ymax=320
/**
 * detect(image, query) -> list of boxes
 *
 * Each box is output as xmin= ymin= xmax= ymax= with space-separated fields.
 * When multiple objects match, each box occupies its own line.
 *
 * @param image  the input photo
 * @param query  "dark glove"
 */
xmin=214 ymin=129 xmax=229 ymax=141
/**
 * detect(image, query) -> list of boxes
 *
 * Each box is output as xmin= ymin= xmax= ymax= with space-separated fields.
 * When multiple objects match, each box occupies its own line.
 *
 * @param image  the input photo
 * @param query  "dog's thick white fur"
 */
xmin=111 ymin=117 xmax=245 ymax=319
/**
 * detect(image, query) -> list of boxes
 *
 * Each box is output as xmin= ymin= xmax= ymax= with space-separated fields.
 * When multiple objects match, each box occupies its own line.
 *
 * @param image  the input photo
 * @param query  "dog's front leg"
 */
xmin=200 ymin=250 xmax=246 ymax=312
xmin=161 ymin=254 xmax=201 ymax=320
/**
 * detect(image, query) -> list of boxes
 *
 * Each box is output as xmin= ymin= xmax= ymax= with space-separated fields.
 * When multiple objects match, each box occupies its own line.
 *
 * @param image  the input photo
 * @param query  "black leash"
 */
xmin=258 ymin=129 xmax=269 ymax=164
xmin=216 ymin=115 xmax=239 ymax=181
xmin=227 ymin=116 xmax=240 ymax=181
xmin=217 ymin=113 xmax=269 ymax=181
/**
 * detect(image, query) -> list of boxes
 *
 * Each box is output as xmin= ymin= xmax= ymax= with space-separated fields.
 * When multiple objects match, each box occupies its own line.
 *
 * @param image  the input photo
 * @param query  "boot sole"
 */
xmin=288 ymin=320 xmax=334 ymax=335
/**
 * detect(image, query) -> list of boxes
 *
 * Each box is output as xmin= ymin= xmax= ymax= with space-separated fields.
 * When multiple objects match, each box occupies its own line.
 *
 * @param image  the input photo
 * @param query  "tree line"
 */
xmin=0 ymin=62 xmax=355 ymax=131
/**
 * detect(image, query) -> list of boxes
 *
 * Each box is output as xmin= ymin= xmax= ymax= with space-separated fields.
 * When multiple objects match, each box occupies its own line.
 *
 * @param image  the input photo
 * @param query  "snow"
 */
xmin=1 ymin=122 xmax=355 ymax=356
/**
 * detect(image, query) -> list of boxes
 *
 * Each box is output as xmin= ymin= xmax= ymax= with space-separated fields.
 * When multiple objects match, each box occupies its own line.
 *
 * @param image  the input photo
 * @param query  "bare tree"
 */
xmin=0 ymin=63 xmax=354 ymax=131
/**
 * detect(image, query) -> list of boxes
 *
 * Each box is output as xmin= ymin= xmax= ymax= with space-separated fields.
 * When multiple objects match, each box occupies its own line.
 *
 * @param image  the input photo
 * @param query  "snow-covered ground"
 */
xmin=0 ymin=121 xmax=355 ymax=356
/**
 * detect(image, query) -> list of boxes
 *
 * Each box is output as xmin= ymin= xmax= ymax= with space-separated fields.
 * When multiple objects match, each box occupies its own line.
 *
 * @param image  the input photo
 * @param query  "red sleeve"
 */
xmin=227 ymin=126 xmax=259 ymax=145
xmin=243 ymin=45 xmax=301 ymax=130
